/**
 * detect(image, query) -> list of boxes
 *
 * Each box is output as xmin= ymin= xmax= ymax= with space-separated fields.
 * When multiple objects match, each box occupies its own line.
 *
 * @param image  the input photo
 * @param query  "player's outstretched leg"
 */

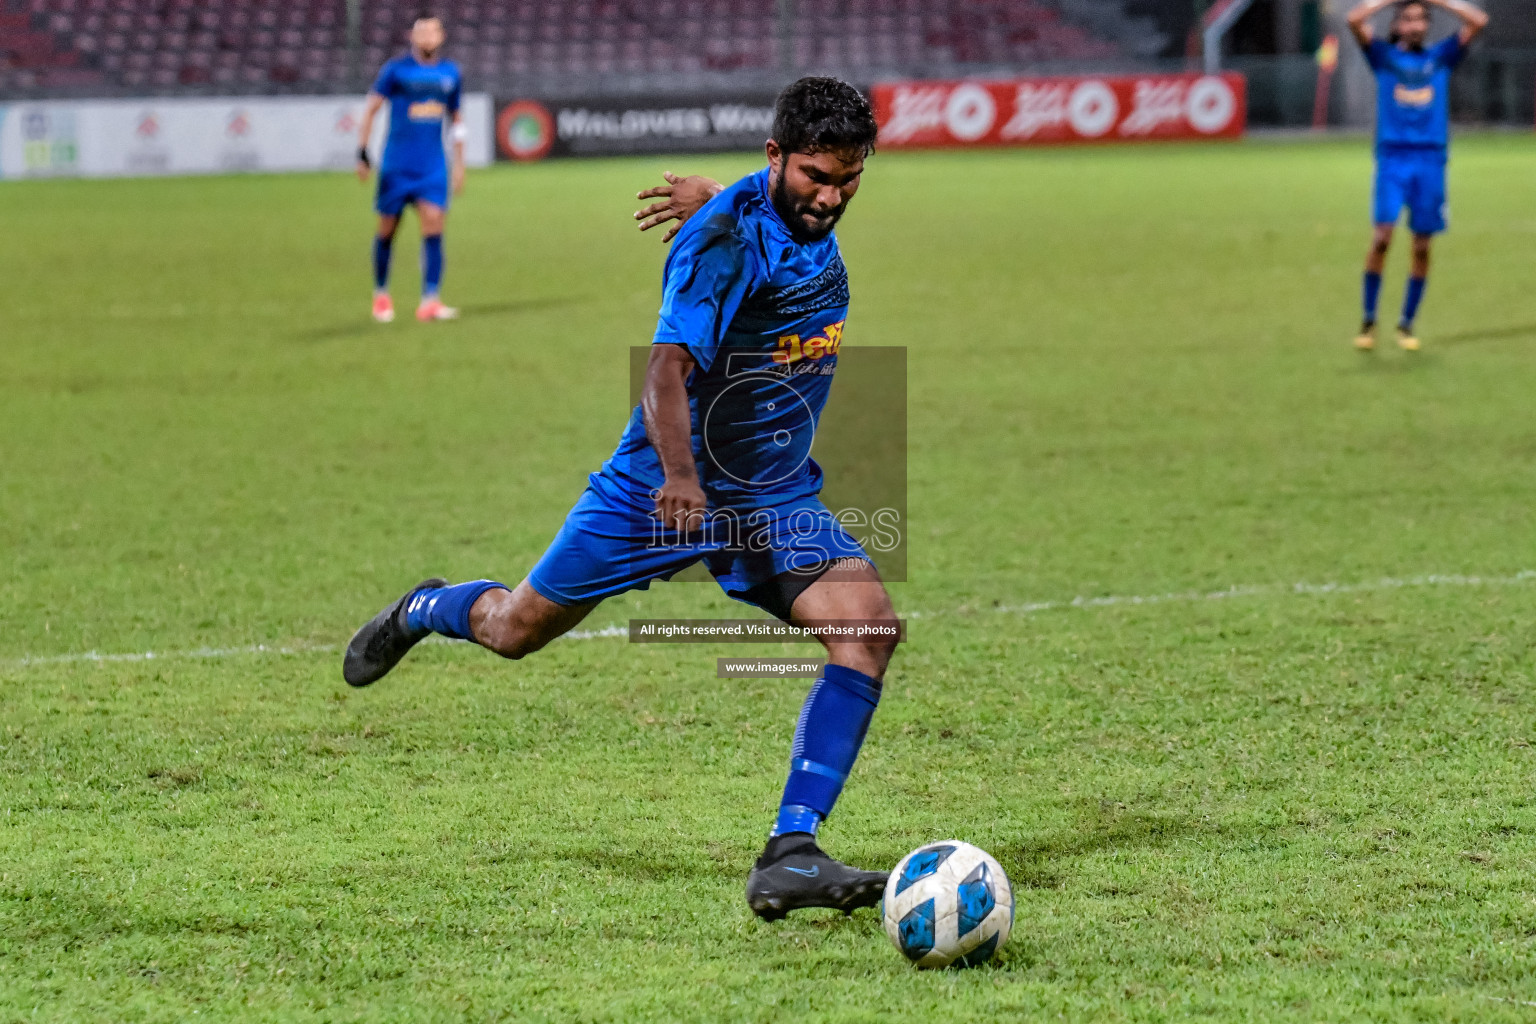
xmin=746 ymin=560 xmax=898 ymax=922
xmin=343 ymin=577 xmax=594 ymax=686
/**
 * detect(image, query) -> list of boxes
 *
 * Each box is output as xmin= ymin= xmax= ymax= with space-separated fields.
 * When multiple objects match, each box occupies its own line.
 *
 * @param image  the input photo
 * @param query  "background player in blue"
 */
xmin=342 ymin=79 xmax=900 ymax=921
xmin=355 ymin=12 xmax=465 ymax=324
xmin=1348 ymin=0 xmax=1487 ymax=352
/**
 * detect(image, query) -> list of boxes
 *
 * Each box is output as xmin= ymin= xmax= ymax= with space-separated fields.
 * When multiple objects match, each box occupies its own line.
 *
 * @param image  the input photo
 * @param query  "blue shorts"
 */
xmin=1373 ymin=150 xmax=1447 ymax=235
xmin=375 ymin=167 xmax=449 ymax=217
xmin=526 ymin=470 xmax=871 ymax=610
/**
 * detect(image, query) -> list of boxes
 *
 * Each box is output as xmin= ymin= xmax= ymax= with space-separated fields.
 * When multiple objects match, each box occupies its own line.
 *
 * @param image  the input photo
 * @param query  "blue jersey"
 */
xmin=1363 ymin=35 xmax=1464 ymax=153
xmin=602 ymin=167 xmax=851 ymax=511
xmin=371 ymin=53 xmax=462 ymax=175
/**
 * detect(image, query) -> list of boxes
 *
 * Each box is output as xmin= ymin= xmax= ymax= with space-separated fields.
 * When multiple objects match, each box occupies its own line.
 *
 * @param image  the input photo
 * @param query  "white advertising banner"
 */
xmin=0 ymin=92 xmax=492 ymax=179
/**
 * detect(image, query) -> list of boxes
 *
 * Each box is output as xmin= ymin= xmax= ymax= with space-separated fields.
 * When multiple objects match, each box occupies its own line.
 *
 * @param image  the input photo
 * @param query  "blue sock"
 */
xmin=1363 ymin=270 xmax=1382 ymax=323
xmin=372 ymin=236 xmax=393 ymax=291
xmin=404 ymin=580 xmax=506 ymax=641
xmin=421 ymin=234 xmax=444 ymax=298
xmin=1401 ymin=275 xmax=1427 ymax=328
xmin=773 ymin=664 xmax=882 ymax=837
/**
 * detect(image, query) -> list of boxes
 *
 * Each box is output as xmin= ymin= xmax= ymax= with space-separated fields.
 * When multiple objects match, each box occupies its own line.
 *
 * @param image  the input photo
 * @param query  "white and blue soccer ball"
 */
xmin=882 ymin=840 xmax=1013 ymax=969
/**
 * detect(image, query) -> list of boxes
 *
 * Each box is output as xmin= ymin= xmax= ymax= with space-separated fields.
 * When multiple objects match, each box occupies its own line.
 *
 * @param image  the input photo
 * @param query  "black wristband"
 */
xmin=357 ymin=146 xmax=371 ymax=168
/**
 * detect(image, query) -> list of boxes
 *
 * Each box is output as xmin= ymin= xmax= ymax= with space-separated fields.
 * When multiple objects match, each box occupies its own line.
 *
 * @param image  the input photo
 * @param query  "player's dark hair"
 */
xmin=1389 ymin=0 xmax=1428 ymax=44
xmin=771 ymin=77 xmax=878 ymax=159
xmin=413 ymin=9 xmax=441 ymax=23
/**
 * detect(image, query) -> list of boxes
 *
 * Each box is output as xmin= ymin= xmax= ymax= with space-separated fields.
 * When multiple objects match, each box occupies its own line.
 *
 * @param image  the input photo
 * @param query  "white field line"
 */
xmin=1479 ymin=995 xmax=1536 ymax=1009
xmin=2 ymin=571 xmax=1532 ymax=672
xmin=926 ymin=570 xmax=1536 ymax=619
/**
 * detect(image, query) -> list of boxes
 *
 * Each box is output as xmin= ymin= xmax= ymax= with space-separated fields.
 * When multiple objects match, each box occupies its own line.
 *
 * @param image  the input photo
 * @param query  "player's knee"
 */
xmin=1369 ymin=236 xmax=1391 ymax=257
xmin=496 ymin=640 xmax=536 ymax=661
xmin=493 ymin=609 xmax=575 ymax=661
xmin=845 ymin=621 xmax=900 ymax=679
xmin=865 ymin=643 xmax=897 ymax=680
xmin=480 ymin=619 xmax=544 ymax=660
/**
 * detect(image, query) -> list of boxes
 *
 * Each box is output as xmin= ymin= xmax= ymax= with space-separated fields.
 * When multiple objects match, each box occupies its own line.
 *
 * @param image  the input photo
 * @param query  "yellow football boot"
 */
xmin=1396 ymin=325 xmax=1420 ymax=352
xmin=1354 ymin=322 xmax=1376 ymax=351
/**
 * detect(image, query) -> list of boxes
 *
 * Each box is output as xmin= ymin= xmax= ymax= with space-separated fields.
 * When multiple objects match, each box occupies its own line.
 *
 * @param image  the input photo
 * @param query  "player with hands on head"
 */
xmin=356 ymin=11 xmax=466 ymax=324
xmin=1347 ymin=0 xmax=1487 ymax=352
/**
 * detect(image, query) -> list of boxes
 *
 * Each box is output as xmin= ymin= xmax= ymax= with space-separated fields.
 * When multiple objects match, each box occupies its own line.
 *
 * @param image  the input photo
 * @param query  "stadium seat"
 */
xmin=1 ymin=0 xmax=1131 ymax=96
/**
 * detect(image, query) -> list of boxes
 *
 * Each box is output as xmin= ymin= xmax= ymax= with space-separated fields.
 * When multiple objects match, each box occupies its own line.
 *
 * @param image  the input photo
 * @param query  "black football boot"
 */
xmin=342 ymin=577 xmax=448 ymax=687
xmin=746 ymin=832 xmax=887 ymax=922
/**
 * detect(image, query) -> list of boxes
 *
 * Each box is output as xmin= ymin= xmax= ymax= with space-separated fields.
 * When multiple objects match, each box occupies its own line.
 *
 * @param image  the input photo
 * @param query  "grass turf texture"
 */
xmin=2 ymin=135 xmax=1535 ymax=1022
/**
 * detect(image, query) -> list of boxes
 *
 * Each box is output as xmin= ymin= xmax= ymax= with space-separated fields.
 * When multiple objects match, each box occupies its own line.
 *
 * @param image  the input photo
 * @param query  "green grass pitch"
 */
xmin=2 ymin=135 xmax=1535 ymax=1022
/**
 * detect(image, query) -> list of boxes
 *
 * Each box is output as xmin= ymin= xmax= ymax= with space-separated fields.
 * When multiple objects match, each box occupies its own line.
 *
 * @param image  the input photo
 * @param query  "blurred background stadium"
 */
xmin=1 ymin=0 xmax=1531 ymax=131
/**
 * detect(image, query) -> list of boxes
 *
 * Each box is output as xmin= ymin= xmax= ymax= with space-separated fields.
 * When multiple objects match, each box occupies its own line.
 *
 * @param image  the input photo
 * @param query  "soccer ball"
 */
xmin=882 ymin=840 xmax=1013 ymax=969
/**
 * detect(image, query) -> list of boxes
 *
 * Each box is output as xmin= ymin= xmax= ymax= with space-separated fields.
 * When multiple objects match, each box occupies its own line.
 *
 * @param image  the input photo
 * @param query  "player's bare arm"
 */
xmin=356 ymin=92 xmax=385 ymax=182
xmin=635 ymin=172 xmax=724 ymax=242
xmin=450 ymin=112 xmax=466 ymax=196
xmin=641 ymin=343 xmax=707 ymax=533
xmin=1427 ymin=0 xmax=1489 ymax=43
xmin=1347 ymin=0 xmax=1398 ymax=46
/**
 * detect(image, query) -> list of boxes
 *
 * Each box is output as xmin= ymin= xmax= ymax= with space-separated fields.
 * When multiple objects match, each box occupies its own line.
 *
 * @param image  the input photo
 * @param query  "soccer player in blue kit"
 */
xmin=343 ymin=79 xmax=899 ymax=921
xmin=1348 ymin=0 xmax=1487 ymax=352
xmin=356 ymin=12 xmax=465 ymax=324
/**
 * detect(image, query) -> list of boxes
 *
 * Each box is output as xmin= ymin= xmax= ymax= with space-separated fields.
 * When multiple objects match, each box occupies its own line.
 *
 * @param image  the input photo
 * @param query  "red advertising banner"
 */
xmin=871 ymin=73 xmax=1246 ymax=149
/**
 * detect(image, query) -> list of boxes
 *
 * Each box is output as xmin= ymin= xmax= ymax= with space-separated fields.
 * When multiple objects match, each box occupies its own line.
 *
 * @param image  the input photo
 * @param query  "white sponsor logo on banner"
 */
xmin=874 ymin=72 xmax=1244 ymax=149
xmin=1068 ymin=81 xmax=1118 ymax=138
xmin=558 ymin=106 xmax=711 ymax=141
xmin=1120 ymin=79 xmax=1187 ymax=136
xmin=1186 ymin=76 xmax=1238 ymax=134
xmin=943 ymin=83 xmax=996 ymax=142
xmin=1114 ymin=75 xmax=1237 ymax=137
xmin=1000 ymin=83 xmax=1069 ymax=140
xmin=707 ymin=104 xmax=774 ymax=135
xmin=880 ymin=85 xmax=949 ymax=144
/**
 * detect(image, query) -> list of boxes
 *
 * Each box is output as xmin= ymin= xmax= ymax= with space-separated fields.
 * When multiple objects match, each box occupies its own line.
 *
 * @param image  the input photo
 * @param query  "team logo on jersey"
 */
xmin=773 ymin=320 xmax=845 ymax=365
xmin=1394 ymin=84 xmax=1434 ymax=108
xmin=407 ymin=100 xmax=447 ymax=122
